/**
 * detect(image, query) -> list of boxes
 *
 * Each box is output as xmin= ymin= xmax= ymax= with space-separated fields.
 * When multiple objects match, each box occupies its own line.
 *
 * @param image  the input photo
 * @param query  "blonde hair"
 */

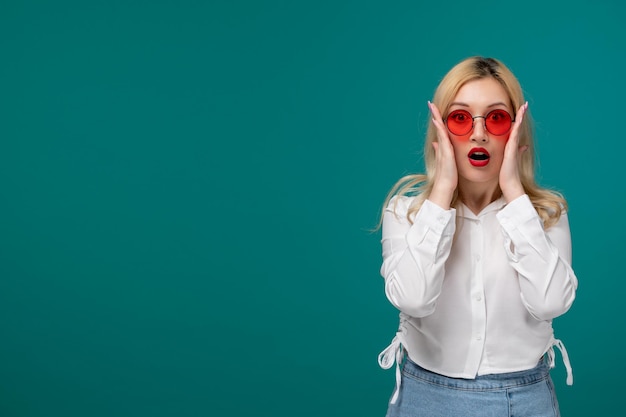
xmin=382 ymin=56 xmax=566 ymax=228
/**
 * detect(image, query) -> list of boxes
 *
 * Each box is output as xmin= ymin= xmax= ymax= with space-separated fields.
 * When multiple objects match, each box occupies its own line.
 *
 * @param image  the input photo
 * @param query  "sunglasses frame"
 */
xmin=444 ymin=109 xmax=515 ymax=136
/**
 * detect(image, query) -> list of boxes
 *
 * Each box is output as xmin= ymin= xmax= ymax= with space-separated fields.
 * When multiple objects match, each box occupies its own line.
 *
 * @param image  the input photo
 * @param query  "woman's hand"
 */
xmin=428 ymin=101 xmax=458 ymax=210
xmin=499 ymin=102 xmax=529 ymax=203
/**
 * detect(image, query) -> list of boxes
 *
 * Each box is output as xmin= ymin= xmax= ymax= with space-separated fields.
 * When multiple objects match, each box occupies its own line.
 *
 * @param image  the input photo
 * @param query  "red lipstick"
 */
xmin=468 ymin=147 xmax=490 ymax=167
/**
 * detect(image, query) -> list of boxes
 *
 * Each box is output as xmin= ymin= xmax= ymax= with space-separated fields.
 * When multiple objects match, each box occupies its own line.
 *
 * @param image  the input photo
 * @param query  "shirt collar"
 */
xmin=456 ymin=196 xmax=507 ymax=220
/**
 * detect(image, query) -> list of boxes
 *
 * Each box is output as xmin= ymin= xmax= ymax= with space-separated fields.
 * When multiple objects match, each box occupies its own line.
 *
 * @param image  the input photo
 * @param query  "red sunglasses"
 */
xmin=444 ymin=109 xmax=514 ymax=136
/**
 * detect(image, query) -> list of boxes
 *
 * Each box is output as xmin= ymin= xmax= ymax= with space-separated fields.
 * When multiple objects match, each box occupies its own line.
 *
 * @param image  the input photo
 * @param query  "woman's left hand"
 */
xmin=499 ymin=102 xmax=529 ymax=203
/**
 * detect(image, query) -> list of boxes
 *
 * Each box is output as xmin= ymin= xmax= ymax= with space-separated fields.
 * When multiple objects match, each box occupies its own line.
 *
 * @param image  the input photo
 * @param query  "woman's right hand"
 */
xmin=427 ymin=101 xmax=458 ymax=210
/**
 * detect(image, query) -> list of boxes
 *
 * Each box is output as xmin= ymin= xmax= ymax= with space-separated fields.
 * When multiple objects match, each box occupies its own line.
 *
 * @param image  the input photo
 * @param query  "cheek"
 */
xmin=450 ymin=133 xmax=472 ymax=142
xmin=448 ymin=139 xmax=468 ymax=163
xmin=490 ymin=143 xmax=507 ymax=161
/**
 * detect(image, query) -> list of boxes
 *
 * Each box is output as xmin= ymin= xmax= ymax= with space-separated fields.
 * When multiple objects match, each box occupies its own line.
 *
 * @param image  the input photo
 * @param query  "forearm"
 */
xmin=497 ymin=195 xmax=578 ymax=320
xmin=381 ymin=198 xmax=456 ymax=317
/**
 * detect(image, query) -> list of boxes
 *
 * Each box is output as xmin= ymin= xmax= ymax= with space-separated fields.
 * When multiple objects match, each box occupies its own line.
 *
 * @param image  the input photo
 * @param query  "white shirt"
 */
xmin=377 ymin=194 xmax=577 ymax=403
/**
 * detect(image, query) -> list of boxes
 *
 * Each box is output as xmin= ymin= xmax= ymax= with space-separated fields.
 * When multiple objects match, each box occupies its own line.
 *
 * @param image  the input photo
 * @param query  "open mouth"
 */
xmin=468 ymin=147 xmax=490 ymax=167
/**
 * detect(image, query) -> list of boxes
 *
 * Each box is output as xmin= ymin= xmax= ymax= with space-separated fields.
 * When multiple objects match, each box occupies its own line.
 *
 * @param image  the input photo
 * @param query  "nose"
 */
xmin=470 ymin=116 xmax=488 ymax=142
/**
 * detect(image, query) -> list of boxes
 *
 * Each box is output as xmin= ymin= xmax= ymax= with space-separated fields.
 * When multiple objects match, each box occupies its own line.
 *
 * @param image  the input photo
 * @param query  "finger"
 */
xmin=506 ymin=102 xmax=527 ymax=156
xmin=516 ymin=101 xmax=528 ymax=122
xmin=517 ymin=145 xmax=529 ymax=161
xmin=509 ymin=101 xmax=528 ymax=138
xmin=432 ymin=141 xmax=439 ymax=155
xmin=428 ymin=101 xmax=451 ymax=144
xmin=428 ymin=101 xmax=444 ymax=122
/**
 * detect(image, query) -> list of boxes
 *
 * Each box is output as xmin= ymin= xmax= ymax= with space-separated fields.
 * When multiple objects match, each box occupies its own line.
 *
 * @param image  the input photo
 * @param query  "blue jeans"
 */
xmin=386 ymin=356 xmax=560 ymax=417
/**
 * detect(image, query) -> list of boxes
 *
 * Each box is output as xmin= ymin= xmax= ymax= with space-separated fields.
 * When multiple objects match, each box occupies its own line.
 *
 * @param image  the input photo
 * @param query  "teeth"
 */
xmin=470 ymin=152 xmax=489 ymax=160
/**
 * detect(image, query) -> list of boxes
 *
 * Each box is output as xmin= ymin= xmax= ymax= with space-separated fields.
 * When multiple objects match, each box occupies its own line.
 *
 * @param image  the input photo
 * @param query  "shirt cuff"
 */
xmin=415 ymin=199 xmax=456 ymax=236
xmin=496 ymin=194 xmax=538 ymax=228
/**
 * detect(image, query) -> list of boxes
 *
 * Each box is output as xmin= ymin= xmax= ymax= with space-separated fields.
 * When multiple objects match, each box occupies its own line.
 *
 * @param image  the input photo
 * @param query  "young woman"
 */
xmin=377 ymin=57 xmax=577 ymax=416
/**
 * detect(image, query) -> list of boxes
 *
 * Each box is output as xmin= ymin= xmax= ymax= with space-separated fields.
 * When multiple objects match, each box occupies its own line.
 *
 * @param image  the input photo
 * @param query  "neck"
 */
xmin=457 ymin=180 xmax=502 ymax=215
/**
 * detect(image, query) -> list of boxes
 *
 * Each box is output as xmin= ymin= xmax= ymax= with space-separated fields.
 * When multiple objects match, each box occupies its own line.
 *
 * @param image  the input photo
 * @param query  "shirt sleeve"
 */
xmin=380 ymin=197 xmax=456 ymax=317
xmin=496 ymin=194 xmax=578 ymax=321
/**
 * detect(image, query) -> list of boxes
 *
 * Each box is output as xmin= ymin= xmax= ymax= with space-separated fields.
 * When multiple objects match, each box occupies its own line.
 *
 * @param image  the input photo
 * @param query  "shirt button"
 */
xmin=476 ymin=335 xmax=482 ymax=341
xmin=475 ymin=295 xmax=482 ymax=302
xmin=475 ymin=254 xmax=481 ymax=261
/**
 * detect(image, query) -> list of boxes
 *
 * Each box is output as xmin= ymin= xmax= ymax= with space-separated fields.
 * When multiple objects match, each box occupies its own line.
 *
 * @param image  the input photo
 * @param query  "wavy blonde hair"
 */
xmin=382 ymin=56 xmax=566 ymax=228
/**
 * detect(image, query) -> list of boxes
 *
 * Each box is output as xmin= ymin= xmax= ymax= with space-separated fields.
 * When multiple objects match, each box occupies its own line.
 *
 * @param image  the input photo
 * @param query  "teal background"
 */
xmin=1 ymin=1 xmax=623 ymax=415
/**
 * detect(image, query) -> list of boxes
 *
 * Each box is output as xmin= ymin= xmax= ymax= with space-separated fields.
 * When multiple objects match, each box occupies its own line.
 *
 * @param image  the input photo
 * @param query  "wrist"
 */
xmin=428 ymin=187 xmax=455 ymax=210
xmin=502 ymin=185 xmax=525 ymax=203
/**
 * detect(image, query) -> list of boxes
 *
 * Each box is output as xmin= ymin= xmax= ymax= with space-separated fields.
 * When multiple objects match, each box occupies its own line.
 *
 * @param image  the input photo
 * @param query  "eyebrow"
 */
xmin=449 ymin=101 xmax=509 ymax=108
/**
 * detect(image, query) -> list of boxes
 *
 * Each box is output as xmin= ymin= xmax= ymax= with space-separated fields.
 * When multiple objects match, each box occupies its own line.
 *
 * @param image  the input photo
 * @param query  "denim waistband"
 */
xmin=401 ymin=356 xmax=551 ymax=391
xmin=379 ymin=330 xmax=572 ymax=404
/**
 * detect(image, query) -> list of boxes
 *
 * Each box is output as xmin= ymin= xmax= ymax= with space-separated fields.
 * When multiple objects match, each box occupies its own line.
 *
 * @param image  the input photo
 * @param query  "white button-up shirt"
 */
xmin=378 ymin=194 xmax=577 ymax=402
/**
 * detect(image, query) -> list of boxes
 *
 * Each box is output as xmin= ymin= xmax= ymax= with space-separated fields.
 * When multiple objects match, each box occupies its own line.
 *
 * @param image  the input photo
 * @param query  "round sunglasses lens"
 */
xmin=446 ymin=110 xmax=472 ymax=135
xmin=485 ymin=110 xmax=512 ymax=135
